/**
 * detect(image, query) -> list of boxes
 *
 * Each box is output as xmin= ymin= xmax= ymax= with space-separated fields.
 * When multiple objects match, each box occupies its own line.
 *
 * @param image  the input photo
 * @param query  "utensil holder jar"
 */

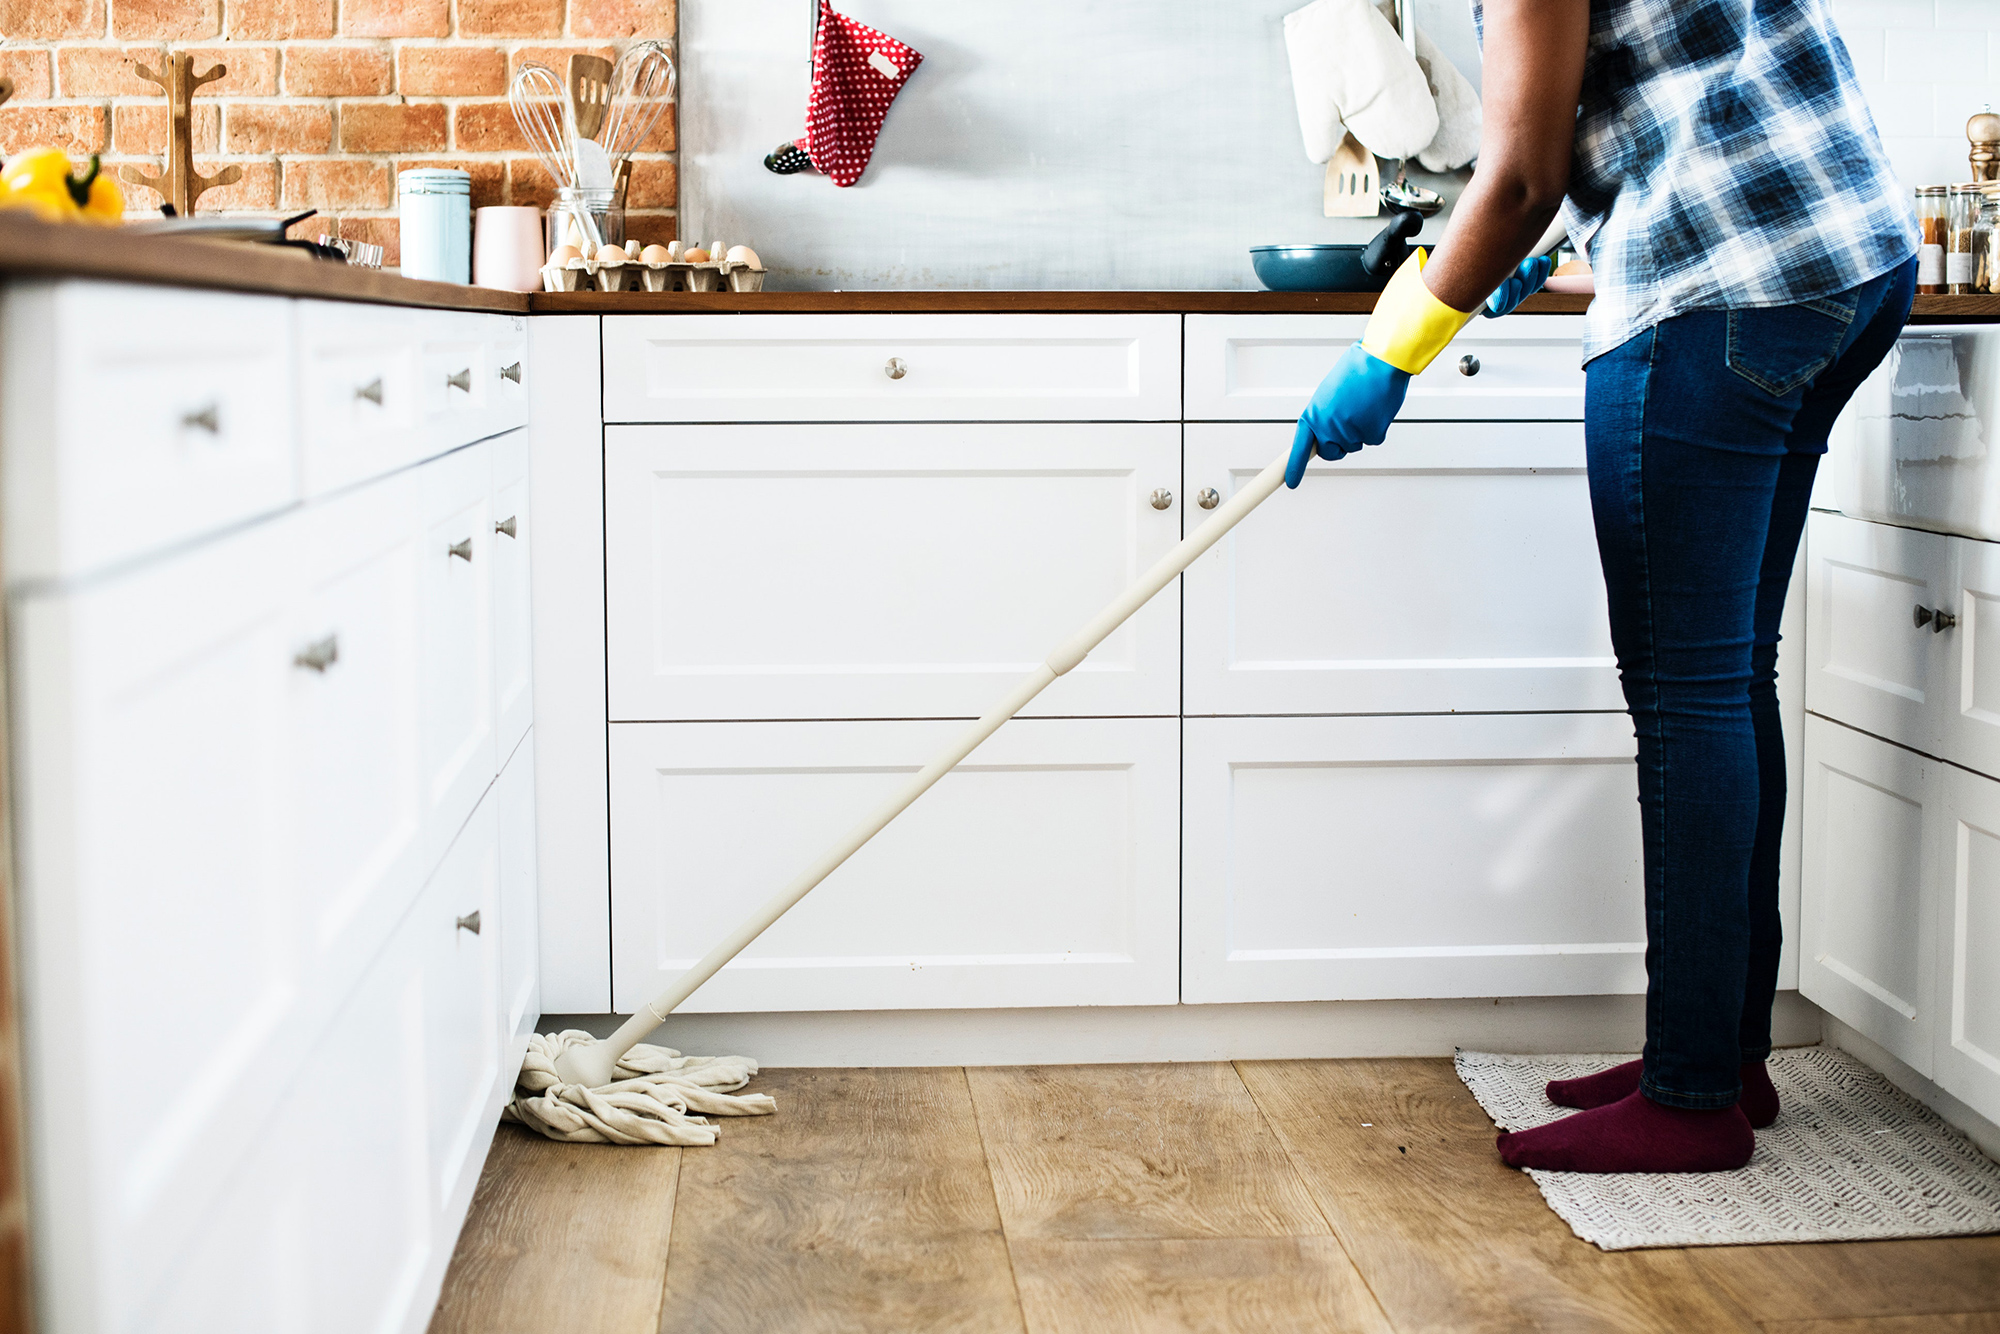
xmin=546 ymin=187 xmax=624 ymax=256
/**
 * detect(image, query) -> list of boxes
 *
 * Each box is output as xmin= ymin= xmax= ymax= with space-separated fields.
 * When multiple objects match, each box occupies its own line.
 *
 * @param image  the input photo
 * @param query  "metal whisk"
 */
xmin=508 ymin=61 xmax=602 ymax=252
xmin=601 ymin=41 xmax=677 ymax=168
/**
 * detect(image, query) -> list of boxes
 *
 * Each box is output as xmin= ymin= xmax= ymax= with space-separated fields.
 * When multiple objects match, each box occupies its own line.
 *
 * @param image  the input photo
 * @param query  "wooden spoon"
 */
xmin=568 ymin=53 xmax=613 ymax=140
xmin=1323 ymin=131 xmax=1379 ymax=218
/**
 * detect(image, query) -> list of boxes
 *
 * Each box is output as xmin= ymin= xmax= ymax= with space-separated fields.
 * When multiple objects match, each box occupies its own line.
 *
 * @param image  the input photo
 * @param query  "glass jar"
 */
xmin=1950 ymin=184 xmax=1983 ymax=293
xmin=1918 ymin=185 xmax=1949 ymax=294
xmin=397 ymin=168 xmax=471 ymax=284
xmin=544 ymin=186 xmax=624 ymax=258
xmin=1980 ymin=186 xmax=2000 ymax=295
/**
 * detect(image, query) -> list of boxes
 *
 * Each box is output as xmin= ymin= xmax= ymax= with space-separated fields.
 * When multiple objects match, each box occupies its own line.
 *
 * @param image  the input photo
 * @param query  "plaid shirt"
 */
xmin=1476 ymin=0 xmax=1917 ymax=362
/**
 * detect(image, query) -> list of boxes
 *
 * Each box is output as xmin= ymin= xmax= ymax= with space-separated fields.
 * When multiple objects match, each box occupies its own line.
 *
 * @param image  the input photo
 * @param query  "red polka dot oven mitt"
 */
xmin=798 ymin=0 xmax=923 ymax=187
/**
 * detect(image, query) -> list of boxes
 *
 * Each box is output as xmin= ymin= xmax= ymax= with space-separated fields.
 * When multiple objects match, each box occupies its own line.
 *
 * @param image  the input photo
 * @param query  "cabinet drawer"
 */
xmin=420 ymin=792 xmax=504 ymax=1214
xmin=1937 ymin=762 xmax=2000 ymax=1126
xmin=604 ymin=423 xmax=1182 ymax=720
xmin=1805 ymin=511 xmax=1955 ymax=756
xmin=296 ymin=299 xmax=426 ymax=498
xmin=490 ymin=428 xmax=533 ymax=755
xmin=1184 ymin=313 xmax=1585 ymax=421
xmin=1183 ymin=421 xmax=1619 ymax=715
xmin=5 ymin=281 xmax=297 ymax=583
xmin=602 ymin=314 xmax=1181 ymax=422
xmin=608 ymin=717 xmax=1180 ymax=1012
xmin=419 ymin=442 xmax=497 ymax=868
xmin=1800 ymin=715 xmax=1940 ymax=1075
xmin=1180 ymin=713 xmax=1645 ymax=1004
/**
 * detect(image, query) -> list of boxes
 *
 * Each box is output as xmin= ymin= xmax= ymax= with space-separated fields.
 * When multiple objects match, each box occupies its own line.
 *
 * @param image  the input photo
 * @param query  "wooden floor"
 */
xmin=429 ymin=1059 xmax=2000 ymax=1334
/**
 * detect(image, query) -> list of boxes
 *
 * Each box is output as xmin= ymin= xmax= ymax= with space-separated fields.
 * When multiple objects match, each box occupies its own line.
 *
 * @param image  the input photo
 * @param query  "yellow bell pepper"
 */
xmin=0 ymin=150 xmax=124 ymax=224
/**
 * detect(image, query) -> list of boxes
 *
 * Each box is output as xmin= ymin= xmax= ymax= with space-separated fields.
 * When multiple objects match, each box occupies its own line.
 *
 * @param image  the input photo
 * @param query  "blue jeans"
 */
xmin=1584 ymin=258 xmax=1916 ymax=1109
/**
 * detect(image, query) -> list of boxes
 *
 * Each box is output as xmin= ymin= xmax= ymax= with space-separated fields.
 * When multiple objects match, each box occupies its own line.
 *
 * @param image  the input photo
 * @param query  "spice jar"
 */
xmin=1918 ymin=185 xmax=1949 ymax=294
xmin=1979 ymin=186 xmax=2000 ymax=295
xmin=397 ymin=168 xmax=472 ymax=284
xmin=1950 ymin=184 xmax=1983 ymax=293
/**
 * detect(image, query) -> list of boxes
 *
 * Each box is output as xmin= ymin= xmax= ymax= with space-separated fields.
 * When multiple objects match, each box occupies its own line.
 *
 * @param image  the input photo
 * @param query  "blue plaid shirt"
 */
xmin=1476 ymin=0 xmax=1917 ymax=362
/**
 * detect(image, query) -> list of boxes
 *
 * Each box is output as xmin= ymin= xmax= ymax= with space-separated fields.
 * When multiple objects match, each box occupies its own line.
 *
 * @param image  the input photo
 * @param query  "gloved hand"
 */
xmin=1286 ymin=343 xmax=1409 ymax=486
xmin=1483 ymin=253 xmax=1554 ymax=318
xmin=1285 ymin=248 xmax=1477 ymax=489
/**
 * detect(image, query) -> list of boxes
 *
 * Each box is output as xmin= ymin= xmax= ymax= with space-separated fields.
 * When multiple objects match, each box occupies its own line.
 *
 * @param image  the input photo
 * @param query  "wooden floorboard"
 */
xmin=1237 ymin=1057 xmax=1768 ymax=1334
xmin=1007 ymin=1238 xmax=1394 ymax=1334
xmin=966 ymin=1063 xmax=1330 ymax=1241
xmin=1690 ymin=1235 xmax=2000 ymax=1323
xmin=655 ymin=1067 xmax=1025 ymax=1334
xmin=428 ymin=1122 xmax=680 ymax=1334
xmin=1761 ymin=1318 xmax=2000 ymax=1334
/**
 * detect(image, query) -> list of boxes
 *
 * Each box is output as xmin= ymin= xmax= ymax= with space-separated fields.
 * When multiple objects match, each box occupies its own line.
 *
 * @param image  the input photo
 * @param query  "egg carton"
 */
xmin=540 ymin=247 xmax=769 ymax=294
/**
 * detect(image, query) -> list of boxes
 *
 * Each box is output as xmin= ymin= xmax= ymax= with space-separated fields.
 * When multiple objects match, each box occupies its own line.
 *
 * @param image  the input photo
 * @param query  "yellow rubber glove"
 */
xmin=1360 ymin=247 xmax=1478 ymax=375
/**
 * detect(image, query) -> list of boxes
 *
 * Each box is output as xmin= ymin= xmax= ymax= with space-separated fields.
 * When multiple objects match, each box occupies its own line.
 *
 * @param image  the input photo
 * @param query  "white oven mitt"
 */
xmin=1412 ymin=25 xmax=1481 ymax=171
xmin=1283 ymin=0 xmax=1437 ymax=163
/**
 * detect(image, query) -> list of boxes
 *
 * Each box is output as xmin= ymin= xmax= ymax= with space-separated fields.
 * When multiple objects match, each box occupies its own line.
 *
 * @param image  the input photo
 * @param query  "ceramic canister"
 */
xmin=474 ymin=205 xmax=546 ymax=292
xmin=398 ymin=168 xmax=472 ymax=284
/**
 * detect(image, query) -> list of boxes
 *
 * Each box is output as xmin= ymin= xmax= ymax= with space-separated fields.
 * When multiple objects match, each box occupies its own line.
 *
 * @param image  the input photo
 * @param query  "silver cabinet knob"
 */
xmin=884 ymin=357 xmax=907 ymax=380
xmin=496 ymin=516 xmax=518 ymax=538
xmin=1916 ymin=604 xmax=1933 ymax=629
xmin=1458 ymin=354 xmax=1481 ymax=377
xmin=181 ymin=404 xmax=220 ymax=433
xmin=456 ymin=911 xmax=481 ymax=935
xmin=355 ymin=378 xmax=384 ymax=405
xmin=499 ymin=362 xmax=522 ymax=384
xmin=1915 ymin=604 xmax=1958 ymax=632
xmin=449 ymin=538 xmax=473 ymax=562
xmin=447 ymin=368 xmax=472 ymax=393
xmin=292 ymin=634 xmax=339 ymax=673
xmin=1197 ymin=487 xmax=1221 ymax=510
xmin=1149 ymin=488 xmax=1174 ymax=511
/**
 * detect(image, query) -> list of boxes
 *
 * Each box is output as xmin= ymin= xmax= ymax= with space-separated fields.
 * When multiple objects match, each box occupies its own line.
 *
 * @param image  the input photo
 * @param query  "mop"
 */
xmin=504 ymin=451 xmax=1295 ymax=1143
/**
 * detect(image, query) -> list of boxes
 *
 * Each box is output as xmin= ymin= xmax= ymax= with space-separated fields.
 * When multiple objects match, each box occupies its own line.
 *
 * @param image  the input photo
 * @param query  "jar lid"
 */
xmin=398 ymin=168 xmax=471 ymax=196
xmin=1917 ymin=185 xmax=1951 ymax=196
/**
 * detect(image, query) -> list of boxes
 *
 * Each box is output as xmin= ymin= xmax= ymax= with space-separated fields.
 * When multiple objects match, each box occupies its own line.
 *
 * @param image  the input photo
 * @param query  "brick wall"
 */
xmin=0 ymin=0 xmax=678 ymax=264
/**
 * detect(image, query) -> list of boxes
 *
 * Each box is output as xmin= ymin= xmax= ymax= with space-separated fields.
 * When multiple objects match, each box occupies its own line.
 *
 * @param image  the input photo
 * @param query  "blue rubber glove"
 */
xmin=1483 ymin=253 xmax=1555 ymax=318
xmin=1285 ymin=342 xmax=1412 ymax=488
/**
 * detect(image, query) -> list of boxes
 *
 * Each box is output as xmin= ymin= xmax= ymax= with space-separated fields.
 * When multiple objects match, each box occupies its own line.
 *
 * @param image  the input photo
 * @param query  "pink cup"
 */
xmin=473 ymin=206 xmax=546 ymax=292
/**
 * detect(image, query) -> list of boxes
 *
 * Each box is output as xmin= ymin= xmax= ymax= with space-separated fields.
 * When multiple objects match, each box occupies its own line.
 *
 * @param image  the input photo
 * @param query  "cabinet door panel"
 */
xmin=498 ymin=732 xmax=540 ymax=1042
xmin=490 ymin=428 xmax=533 ymax=755
xmin=1182 ymin=713 xmax=1645 ymax=1003
xmin=1184 ymin=314 xmax=1585 ymax=421
xmin=1184 ymin=422 xmax=1619 ymax=715
xmin=609 ymin=718 xmax=1179 ymax=1011
xmin=296 ymin=299 xmax=426 ymax=499
xmin=420 ymin=442 xmax=497 ymax=866
xmin=421 ymin=794 xmax=503 ymax=1215
xmin=1800 ymin=715 xmax=1939 ymax=1074
xmin=1806 ymin=511 xmax=1954 ymax=756
xmin=1937 ymin=764 xmax=2000 ymax=1125
xmin=604 ymin=424 xmax=1181 ymax=720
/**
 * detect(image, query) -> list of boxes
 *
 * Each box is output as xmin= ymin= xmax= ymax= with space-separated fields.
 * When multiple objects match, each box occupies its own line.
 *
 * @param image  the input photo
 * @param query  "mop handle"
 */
xmin=593 ymin=451 xmax=1293 ymax=1062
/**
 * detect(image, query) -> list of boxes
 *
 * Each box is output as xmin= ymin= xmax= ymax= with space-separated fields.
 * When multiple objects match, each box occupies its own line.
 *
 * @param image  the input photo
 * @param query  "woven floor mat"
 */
xmin=1455 ymin=1046 xmax=2000 ymax=1250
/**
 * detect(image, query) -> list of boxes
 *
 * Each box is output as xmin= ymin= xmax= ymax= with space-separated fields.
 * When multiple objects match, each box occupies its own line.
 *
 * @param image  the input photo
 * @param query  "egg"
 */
xmin=596 ymin=243 xmax=628 ymax=263
xmin=725 ymin=245 xmax=763 ymax=268
xmin=641 ymin=244 xmax=672 ymax=264
xmin=682 ymin=247 xmax=710 ymax=263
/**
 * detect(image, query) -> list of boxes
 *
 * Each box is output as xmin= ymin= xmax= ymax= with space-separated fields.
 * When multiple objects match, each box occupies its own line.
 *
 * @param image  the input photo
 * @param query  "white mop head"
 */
xmin=505 ymin=1030 xmax=777 ymax=1145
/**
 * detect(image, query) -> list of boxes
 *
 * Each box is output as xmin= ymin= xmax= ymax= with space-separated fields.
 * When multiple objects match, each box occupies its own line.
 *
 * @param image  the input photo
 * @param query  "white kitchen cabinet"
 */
xmin=1181 ymin=712 xmax=1645 ymax=1004
xmin=1800 ymin=714 xmax=1940 ymax=1075
xmin=490 ymin=428 xmax=534 ymax=755
xmin=295 ymin=299 xmax=426 ymax=499
xmin=1182 ymin=421 xmax=1620 ymax=716
xmin=1936 ymin=762 xmax=2000 ymax=1126
xmin=419 ymin=440 xmax=498 ymax=868
xmin=601 ymin=313 xmax=1181 ymax=423
xmin=1805 ymin=511 xmax=1956 ymax=759
xmin=602 ymin=423 xmax=1182 ymax=721
xmin=498 ymin=732 xmax=541 ymax=1044
xmin=1183 ymin=314 xmax=1586 ymax=421
xmin=607 ymin=717 xmax=1180 ymax=1012
xmin=420 ymin=791 xmax=505 ymax=1224
xmin=1942 ymin=534 xmax=2000 ymax=783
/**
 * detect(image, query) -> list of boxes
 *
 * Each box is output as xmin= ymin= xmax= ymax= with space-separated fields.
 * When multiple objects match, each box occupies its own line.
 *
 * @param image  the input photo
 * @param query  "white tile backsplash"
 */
xmin=1836 ymin=0 xmax=1999 ymax=191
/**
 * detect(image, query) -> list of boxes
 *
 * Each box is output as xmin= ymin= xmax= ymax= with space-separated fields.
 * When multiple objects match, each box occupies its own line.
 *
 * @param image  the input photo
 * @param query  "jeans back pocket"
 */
xmin=1725 ymin=295 xmax=1859 ymax=397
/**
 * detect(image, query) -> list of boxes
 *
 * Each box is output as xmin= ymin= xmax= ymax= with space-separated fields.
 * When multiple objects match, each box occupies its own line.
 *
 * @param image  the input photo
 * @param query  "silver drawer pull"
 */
xmin=1915 ymin=604 xmax=1932 ymax=629
xmin=1458 ymin=354 xmax=1481 ymax=377
xmin=500 ymin=362 xmax=522 ymax=383
xmin=449 ymin=538 xmax=473 ymax=562
xmin=456 ymin=910 xmax=481 ymax=935
xmin=355 ymin=378 xmax=384 ymax=405
xmin=495 ymin=516 xmax=518 ymax=538
xmin=1197 ymin=487 xmax=1220 ymax=510
xmin=1149 ymin=488 xmax=1174 ymax=511
xmin=447 ymin=368 xmax=472 ymax=393
xmin=181 ymin=404 xmax=220 ymax=434
xmin=292 ymin=634 xmax=339 ymax=673
xmin=884 ymin=357 xmax=907 ymax=380
xmin=1915 ymin=604 xmax=1958 ymax=632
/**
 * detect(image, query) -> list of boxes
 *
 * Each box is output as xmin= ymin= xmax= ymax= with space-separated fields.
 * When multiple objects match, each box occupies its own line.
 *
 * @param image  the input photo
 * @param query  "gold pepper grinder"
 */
xmin=1970 ymin=105 xmax=2000 ymax=183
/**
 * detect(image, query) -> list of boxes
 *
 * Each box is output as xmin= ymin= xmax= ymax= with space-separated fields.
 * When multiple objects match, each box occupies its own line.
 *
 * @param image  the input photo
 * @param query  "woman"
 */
xmin=1291 ymin=0 xmax=1917 ymax=1173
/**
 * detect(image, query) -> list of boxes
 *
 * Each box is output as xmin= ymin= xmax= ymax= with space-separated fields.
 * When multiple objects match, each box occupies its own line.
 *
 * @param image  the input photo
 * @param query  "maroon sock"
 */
xmin=1546 ymin=1059 xmax=1780 ymax=1129
xmin=1496 ymin=1090 xmax=1754 ymax=1173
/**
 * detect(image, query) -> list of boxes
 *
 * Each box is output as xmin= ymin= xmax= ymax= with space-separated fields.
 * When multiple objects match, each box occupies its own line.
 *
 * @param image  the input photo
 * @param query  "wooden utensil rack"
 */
xmin=119 ymin=52 xmax=243 ymax=216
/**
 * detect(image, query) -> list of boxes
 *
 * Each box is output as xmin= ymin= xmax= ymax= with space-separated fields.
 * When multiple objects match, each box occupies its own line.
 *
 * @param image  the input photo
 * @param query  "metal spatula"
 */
xmin=1324 ymin=131 xmax=1379 ymax=217
xmin=568 ymin=53 xmax=613 ymax=140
